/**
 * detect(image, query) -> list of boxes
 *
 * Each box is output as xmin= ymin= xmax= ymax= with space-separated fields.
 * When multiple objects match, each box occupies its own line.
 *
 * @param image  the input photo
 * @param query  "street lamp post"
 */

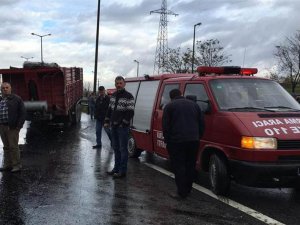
xmin=134 ymin=60 xmax=139 ymax=77
xmin=21 ymin=56 xmax=34 ymax=61
xmin=94 ymin=0 xmax=101 ymax=93
xmin=31 ymin=33 xmax=51 ymax=63
xmin=192 ymin=22 xmax=202 ymax=73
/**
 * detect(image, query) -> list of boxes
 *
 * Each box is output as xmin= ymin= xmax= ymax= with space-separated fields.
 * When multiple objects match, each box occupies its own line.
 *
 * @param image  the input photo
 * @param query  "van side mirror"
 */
xmin=186 ymin=95 xmax=197 ymax=102
xmin=186 ymin=95 xmax=211 ymax=113
xmin=198 ymin=99 xmax=211 ymax=114
xmin=204 ymin=100 xmax=211 ymax=113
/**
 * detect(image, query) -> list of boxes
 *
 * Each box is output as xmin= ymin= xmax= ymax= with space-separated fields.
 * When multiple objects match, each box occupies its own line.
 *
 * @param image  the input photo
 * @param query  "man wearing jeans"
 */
xmin=93 ymin=86 xmax=111 ymax=149
xmin=0 ymin=82 xmax=26 ymax=173
xmin=104 ymin=76 xmax=134 ymax=179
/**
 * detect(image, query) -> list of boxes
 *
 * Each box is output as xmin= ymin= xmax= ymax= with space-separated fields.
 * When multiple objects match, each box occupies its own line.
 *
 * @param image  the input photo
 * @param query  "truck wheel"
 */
xmin=63 ymin=113 xmax=72 ymax=127
xmin=128 ymin=133 xmax=142 ymax=158
xmin=209 ymin=154 xmax=230 ymax=195
xmin=72 ymin=103 xmax=81 ymax=124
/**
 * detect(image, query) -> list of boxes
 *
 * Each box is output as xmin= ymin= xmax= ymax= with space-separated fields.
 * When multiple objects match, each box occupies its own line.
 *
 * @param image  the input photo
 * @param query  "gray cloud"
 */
xmin=0 ymin=0 xmax=299 ymax=83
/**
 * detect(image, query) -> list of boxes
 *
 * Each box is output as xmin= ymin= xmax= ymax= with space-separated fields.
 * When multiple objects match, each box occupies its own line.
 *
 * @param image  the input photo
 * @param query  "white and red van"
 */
xmin=125 ymin=66 xmax=300 ymax=195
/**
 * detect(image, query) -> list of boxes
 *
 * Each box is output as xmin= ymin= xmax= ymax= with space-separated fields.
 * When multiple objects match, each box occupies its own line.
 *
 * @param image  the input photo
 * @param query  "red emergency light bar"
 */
xmin=197 ymin=66 xmax=258 ymax=76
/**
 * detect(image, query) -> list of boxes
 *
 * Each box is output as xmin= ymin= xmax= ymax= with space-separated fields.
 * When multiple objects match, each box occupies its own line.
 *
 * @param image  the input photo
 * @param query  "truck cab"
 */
xmin=125 ymin=66 xmax=300 ymax=195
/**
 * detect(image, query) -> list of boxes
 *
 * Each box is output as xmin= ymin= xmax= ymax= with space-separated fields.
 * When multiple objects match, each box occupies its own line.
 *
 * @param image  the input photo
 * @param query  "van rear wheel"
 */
xmin=209 ymin=154 xmax=230 ymax=195
xmin=128 ymin=133 xmax=142 ymax=158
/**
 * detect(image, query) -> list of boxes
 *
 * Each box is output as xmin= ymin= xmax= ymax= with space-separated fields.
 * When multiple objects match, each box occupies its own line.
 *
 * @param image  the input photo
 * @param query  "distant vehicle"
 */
xmin=106 ymin=88 xmax=116 ymax=96
xmin=125 ymin=66 xmax=300 ymax=195
xmin=291 ymin=93 xmax=300 ymax=103
xmin=0 ymin=63 xmax=83 ymax=126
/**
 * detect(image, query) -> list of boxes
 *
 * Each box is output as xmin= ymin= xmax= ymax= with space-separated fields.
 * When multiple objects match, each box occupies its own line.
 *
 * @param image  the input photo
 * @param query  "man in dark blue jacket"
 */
xmin=0 ymin=82 xmax=26 ymax=172
xmin=93 ymin=86 xmax=111 ymax=149
xmin=162 ymin=88 xmax=205 ymax=198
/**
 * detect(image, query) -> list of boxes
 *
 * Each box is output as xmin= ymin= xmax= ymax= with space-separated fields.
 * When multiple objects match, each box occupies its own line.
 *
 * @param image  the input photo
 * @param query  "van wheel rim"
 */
xmin=128 ymin=138 xmax=134 ymax=154
xmin=210 ymin=163 xmax=217 ymax=188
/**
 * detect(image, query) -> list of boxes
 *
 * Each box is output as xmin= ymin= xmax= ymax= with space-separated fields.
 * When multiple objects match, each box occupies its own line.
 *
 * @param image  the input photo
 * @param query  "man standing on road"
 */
xmin=104 ymin=76 xmax=134 ymax=179
xmin=162 ymin=89 xmax=205 ymax=199
xmin=0 ymin=82 xmax=26 ymax=172
xmin=93 ymin=86 xmax=111 ymax=149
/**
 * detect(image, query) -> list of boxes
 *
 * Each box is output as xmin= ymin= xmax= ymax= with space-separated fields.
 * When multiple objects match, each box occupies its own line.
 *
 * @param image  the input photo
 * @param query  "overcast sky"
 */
xmin=0 ymin=0 xmax=299 ymax=88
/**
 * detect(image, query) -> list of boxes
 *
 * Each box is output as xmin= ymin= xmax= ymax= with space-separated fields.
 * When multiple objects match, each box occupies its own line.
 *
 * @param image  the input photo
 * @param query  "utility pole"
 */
xmin=94 ymin=0 xmax=101 ymax=93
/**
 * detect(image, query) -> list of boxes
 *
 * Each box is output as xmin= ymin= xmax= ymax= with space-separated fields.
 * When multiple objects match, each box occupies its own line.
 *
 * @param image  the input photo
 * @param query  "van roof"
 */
xmin=125 ymin=73 xmax=268 ymax=83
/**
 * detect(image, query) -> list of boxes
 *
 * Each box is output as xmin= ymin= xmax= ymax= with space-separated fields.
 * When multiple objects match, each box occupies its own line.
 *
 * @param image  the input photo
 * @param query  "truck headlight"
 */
xmin=241 ymin=136 xmax=277 ymax=149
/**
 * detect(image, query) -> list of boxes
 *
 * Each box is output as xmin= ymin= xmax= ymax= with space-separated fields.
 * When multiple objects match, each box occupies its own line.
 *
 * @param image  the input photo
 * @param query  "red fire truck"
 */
xmin=0 ymin=64 xmax=83 ymax=125
xmin=125 ymin=66 xmax=300 ymax=195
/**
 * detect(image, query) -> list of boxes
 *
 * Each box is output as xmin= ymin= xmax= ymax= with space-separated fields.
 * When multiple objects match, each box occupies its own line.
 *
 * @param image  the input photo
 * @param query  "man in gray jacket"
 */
xmin=0 ymin=82 xmax=26 ymax=172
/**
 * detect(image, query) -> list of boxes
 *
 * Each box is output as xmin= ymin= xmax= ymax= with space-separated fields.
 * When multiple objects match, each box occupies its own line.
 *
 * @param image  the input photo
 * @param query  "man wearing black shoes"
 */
xmin=93 ymin=86 xmax=110 ymax=149
xmin=0 ymin=82 xmax=26 ymax=173
xmin=104 ymin=76 xmax=134 ymax=179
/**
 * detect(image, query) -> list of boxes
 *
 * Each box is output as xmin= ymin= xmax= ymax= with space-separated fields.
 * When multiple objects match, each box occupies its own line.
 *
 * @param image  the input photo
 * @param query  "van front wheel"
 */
xmin=128 ymin=133 xmax=142 ymax=158
xmin=209 ymin=154 xmax=230 ymax=195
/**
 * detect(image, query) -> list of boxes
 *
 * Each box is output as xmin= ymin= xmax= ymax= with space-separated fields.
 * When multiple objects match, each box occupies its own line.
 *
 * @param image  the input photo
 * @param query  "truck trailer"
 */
xmin=0 ymin=64 xmax=83 ymax=125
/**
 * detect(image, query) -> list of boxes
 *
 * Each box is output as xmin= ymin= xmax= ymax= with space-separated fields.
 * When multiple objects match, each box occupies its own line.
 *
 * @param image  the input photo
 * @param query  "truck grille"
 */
xmin=277 ymin=140 xmax=300 ymax=150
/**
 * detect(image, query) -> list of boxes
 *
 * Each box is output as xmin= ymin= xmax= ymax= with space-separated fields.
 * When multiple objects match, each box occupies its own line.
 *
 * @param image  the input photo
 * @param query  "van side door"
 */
xmin=183 ymin=82 xmax=212 ymax=168
xmin=152 ymin=83 xmax=180 ymax=158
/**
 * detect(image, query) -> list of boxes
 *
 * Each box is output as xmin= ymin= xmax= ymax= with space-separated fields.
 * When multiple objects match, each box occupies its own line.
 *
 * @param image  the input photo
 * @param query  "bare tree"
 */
xmin=161 ymin=39 xmax=231 ymax=73
xmin=83 ymin=81 xmax=92 ymax=97
xmin=195 ymin=39 xmax=232 ymax=67
xmin=267 ymin=71 xmax=279 ymax=82
xmin=275 ymin=31 xmax=300 ymax=93
xmin=162 ymin=47 xmax=191 ymax=73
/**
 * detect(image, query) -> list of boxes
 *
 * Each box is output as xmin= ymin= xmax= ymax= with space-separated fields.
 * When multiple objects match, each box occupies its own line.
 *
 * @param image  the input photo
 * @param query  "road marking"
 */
xmin=144 ymin=162 xmax=285 ymax=225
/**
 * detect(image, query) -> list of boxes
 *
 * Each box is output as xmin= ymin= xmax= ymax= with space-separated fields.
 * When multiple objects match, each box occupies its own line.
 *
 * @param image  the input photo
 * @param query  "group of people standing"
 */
xmin=0 ymin=76 xmax=205 ymax=200
xmin=90 ymin=76 xmax=205 ymax=198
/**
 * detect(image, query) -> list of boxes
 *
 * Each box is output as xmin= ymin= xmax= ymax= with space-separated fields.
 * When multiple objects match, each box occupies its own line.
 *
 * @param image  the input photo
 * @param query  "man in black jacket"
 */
xmin=0 ymin=82 xmax=26 ymax=172
xmin=162 ymin=89 xmax=205 ymax=198
xmin=93 ymin=86 xmax=111 ymax=149
xmin=104 ymin=76 xmax=134 ymax=179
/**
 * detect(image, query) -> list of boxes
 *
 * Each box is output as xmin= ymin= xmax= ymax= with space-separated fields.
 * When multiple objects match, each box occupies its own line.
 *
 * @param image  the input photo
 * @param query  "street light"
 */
xmin=192 ymin=22 xmax=202 ymax=73
xmin=31 ymin=33 xmax=51 ymax=63
xmin=21 ymin=56 xmax=34 ymax=61
xmin=94 ymin=0 xmax=101 ymax=93
xmin=134 ymin=60 xmax=139 ymax=77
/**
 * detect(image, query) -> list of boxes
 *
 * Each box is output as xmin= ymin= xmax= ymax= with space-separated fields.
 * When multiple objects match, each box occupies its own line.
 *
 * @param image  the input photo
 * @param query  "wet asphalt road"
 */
xmin=0 ymin=113 xmax=298 ymax=225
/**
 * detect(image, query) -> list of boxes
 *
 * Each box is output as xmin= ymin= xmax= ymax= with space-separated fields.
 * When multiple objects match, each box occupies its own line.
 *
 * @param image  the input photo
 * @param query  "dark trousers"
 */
xmin=96 ymin=119 xmax=112 ymax=146
xmin=0 ymin=125 xmax=21 ymax=168
xmin=111 ymin=127 xmax=129 ymax=174
xmin=167 ymin=141 xmax=199 ymax=197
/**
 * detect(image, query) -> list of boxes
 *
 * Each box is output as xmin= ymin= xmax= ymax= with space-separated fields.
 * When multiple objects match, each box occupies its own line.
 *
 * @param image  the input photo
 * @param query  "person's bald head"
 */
xmin=1 ymin=82 xmax=12 ymax=96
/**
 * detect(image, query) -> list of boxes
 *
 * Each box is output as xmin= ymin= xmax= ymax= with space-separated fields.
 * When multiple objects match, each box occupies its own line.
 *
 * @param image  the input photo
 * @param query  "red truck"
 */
xmin=125 ymin=66 xmax=300 ymax=195
xmin=0 ymin=64 xmax=83 ymax=125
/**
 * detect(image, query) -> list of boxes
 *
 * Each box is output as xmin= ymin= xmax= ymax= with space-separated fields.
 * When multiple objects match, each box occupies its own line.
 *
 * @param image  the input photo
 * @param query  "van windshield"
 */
xmin=210 ymin=78 xmax=300 ymax=112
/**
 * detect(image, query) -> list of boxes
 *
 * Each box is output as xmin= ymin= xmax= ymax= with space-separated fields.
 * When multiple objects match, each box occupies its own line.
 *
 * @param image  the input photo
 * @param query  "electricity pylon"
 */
xmin=150 ymin=0 xmax=178 ymax=75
